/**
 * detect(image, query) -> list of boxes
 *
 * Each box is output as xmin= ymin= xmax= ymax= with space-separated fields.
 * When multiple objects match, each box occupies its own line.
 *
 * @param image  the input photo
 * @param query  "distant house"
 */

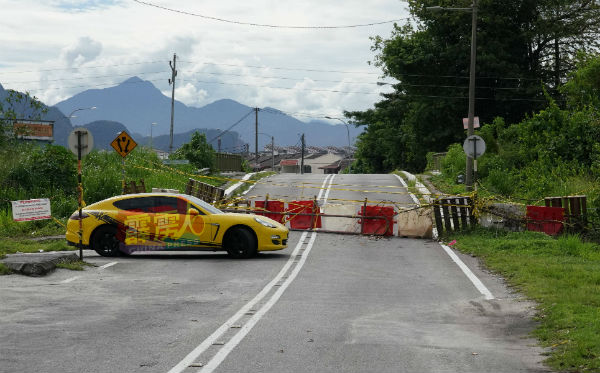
xmin=319 ymin=158 xmax=354 ymax=174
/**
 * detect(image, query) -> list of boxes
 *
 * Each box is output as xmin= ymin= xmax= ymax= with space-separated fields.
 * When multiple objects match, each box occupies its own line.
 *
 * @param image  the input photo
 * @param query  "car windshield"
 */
xmin=183 ymin=195 xmax=223 ymax=215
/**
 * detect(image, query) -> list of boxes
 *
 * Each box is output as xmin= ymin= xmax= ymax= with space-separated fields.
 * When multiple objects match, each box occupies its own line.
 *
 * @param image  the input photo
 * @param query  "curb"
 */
xmin=1 ymin=252 xmax=79 ymax=277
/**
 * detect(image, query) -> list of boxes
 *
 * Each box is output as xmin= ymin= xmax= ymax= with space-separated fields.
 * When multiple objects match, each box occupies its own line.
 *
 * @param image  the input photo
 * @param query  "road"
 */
xmin=0 ymin=173 xmax=547 ymax=373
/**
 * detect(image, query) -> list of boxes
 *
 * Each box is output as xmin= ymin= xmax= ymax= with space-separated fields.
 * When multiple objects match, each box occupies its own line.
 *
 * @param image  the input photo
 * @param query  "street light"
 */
xmin=427 ymin=0 xmax=478 ymax=191
xmin=68 ymin=106 xmax=97 ymax=121
xmin=324 ymin=116 xmax=351 ymax=148
xmin=258 ymin=132 xmax=275 ymax=171
xmin=150 ymin=122 xmax=157 ymax=150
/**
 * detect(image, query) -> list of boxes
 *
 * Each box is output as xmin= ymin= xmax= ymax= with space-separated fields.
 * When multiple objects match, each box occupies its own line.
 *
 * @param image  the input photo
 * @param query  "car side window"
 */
xmin=151 ymin=196 xmax=192 ymax=214
xmin=113 ymin=197 xmax=156 ymax=212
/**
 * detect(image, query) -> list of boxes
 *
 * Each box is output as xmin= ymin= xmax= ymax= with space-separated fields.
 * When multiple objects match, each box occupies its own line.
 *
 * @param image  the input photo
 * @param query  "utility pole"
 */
xmin=300 ymin=133 xmax=305 ymax=175
xmin=168 ymin=53 xmax=177 ymax=154
xmin=271 ymin=136 xmax=275 ymax=171
xmin=255 ymin=107 xmax=259 ymax=171
xmin=217 ymin=138 xmax=221 ymax=153
xmin=465 ymin=0 xmax=478 ymax=191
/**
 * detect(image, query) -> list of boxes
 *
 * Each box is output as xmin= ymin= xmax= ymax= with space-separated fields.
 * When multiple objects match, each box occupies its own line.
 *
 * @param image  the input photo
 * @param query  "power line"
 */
xmin=179 ymin=61 xmax=382 ymax=75
xmin=208 ymin=110 xmax=255 ymax=143
xmin=132 ymin=0 xmax=409 ymax=29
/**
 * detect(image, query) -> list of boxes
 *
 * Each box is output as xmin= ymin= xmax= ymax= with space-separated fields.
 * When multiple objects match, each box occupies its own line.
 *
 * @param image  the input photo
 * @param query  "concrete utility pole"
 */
xmin=465 ymin=0 xmax=478 ymax=191
xmin=300 ymin=133 xmax=305 ymax=175
xmin=168 ymin=53 xmax=177 ymax=154
xmin=271 ymin=136 xmax=275 ymax=171
xmin=217 ymin=138 xmax=222 ymax=153
xmin=255 ymin=107 xmax=259 ymax=171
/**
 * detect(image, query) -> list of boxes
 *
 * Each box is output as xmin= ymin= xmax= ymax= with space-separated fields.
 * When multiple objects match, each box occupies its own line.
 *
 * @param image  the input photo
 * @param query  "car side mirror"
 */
xmin=188 ymin=208 xmax=200 ymax=216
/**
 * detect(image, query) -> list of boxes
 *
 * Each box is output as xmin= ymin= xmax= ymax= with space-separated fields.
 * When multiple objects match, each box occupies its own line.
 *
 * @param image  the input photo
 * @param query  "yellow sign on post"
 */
xmin=111 ymin=131 xmax=137 ymax=158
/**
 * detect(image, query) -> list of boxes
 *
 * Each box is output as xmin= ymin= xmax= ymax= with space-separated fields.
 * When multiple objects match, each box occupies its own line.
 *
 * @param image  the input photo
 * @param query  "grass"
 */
xmin=0 ymin=238 xmax=73 ymax=258
xmin=449 ymin=228 xmax=600 ymax=372
xmin=55 ymin=260 xmax=93 ymax=271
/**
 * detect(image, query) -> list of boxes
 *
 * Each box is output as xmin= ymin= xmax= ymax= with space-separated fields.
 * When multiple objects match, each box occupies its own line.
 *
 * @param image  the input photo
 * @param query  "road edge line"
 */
xmin=440 ymin=243 xmax=494 ymax=300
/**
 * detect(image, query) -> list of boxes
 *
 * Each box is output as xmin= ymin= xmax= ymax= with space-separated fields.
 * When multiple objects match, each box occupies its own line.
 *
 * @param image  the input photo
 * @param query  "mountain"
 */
xmin=0 ymin=83 xmax=72 ymax=146
xmin=54 ymin=77 xmax=364 ymax=149
xmin=81 ymin=120 xmax=243 ymax=152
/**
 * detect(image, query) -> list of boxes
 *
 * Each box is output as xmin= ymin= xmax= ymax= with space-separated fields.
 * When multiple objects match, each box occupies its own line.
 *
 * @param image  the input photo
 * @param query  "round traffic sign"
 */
xmin=68 ymin=128 xmax=94 ymax=157
xmin=463 ymin=135 xmax=486 ymax=158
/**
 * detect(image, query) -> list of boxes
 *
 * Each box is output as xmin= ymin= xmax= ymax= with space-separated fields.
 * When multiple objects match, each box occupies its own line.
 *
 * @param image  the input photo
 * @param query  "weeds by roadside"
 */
xmin=449 ymin=227 xmax=600 ymax=372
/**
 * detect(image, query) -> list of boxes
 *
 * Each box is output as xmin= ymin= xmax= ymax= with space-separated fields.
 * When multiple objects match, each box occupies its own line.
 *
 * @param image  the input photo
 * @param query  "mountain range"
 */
xmin=54 ymin=77 xmax=362 ymax=149
xmin=2 ymin=77 xmax=363 ymax=151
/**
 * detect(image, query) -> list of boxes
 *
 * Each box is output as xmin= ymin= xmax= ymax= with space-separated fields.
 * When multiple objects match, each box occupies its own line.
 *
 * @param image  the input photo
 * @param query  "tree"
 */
xmin=171 ymin=131 xmax=216 ymax=171
xmin=0 ymin=89 xmax=48 ymax=145
xmin=348 ymin=0 xmax=600 ymax=173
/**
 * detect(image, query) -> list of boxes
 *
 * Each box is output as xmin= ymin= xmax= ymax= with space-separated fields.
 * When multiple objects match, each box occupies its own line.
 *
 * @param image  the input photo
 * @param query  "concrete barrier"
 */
xmin=397 ymin=208 xmax=433 ymax=238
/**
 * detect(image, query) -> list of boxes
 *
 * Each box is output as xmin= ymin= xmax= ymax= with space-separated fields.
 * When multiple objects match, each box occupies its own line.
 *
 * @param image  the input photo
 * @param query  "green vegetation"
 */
xmin=171 ymin=131 xmax=216 ymax=172
xmin=0 ymin=238 xmax=73 ymax=258
xmin=55 ymin=260 xmax=93 ymax=271
xmin=450 ymin=228 xmax=600 ymax=372
xmin=348 ymin=0 xmax=600 ymax=173
xmin=0 ymin=140 xmax=228 ymax=240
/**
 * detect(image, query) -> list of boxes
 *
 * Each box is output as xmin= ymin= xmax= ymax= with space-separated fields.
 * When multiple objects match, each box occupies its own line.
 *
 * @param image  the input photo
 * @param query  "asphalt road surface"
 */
xmin=0 ymin=173 xmax=548 ymax=373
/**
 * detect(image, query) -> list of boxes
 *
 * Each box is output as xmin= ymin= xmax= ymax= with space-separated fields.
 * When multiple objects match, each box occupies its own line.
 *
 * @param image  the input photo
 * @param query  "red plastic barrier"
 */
xmin=526 ymin=206 xmax=564 ymax=236
xmin=359 ymin=206 xmax=395 ymax=236
xmin=287 ymin=200 xmax=322 ymax=230
xmin=254 ymin=200 xmax=285 ymax=223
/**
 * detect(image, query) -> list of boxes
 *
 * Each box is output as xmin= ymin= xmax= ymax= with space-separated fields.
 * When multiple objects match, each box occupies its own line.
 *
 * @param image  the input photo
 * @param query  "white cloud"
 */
xmin=0 ymin=0 xmax=408 ymax=120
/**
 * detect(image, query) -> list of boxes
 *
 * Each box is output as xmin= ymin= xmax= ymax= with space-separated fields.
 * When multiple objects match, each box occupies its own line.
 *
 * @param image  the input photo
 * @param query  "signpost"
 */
xmin=111 ymin=131 xmax=138 ymax=193
xmin=463 ymin=135 xmax=486 ymax=190
xmin=68 ymin=128 xmax=94 ymax=260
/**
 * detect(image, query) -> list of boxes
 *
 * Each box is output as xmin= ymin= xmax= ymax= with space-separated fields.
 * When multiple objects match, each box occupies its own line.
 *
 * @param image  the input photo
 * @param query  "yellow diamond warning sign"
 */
xmin=111 ymin=131 xmax=137 ymax=158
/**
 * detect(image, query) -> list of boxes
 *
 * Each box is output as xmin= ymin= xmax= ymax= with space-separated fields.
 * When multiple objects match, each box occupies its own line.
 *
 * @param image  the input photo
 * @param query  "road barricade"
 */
xmin=287 ymin=200 xmax=322 ymax=230
xmin=359 ymin=206 xmax=395 ymax=236
xmin=255 ymin=200 xmax=285 ymax=223
xmin=526 ymin=206 xmax=564 ymax=236
xmin=397 ymin=208 xmax=433 ymax=238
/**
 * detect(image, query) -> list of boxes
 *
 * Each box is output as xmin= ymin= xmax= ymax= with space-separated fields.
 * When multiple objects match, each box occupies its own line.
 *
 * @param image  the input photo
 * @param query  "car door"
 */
xmin=151 ymin=196 xmax=214 ymax=249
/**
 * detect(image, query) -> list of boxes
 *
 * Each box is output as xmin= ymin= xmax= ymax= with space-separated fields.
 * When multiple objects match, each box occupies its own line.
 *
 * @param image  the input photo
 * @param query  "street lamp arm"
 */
xmin=68 ymin=106 xmax=97 ymax=119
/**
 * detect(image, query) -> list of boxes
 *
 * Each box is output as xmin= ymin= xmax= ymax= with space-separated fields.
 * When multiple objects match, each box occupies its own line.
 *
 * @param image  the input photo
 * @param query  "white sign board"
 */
xmin=68 ymin=128 xmax=94 ymax=157
xmin=11 ymin=199 xmax=51 ymax=222
xmin=462 ymin=117 xmax=480 ymax=129
xmin=463 ymin=135 xmax=486 ymax=158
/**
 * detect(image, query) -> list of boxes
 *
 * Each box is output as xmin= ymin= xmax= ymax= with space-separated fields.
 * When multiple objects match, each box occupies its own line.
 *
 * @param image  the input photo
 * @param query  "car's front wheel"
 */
xmin=92 ymin=225 xmax=122 ymax=257
xmin=225 ymin=227 xmax=257 ymax=259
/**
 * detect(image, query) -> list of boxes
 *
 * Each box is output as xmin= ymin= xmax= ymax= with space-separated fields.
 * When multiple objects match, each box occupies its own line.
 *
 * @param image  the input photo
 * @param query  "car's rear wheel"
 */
xmin=92 ymin=225 xmax=122 ymax=257
xmin=225 ymin=227 xmax=257 ymax=259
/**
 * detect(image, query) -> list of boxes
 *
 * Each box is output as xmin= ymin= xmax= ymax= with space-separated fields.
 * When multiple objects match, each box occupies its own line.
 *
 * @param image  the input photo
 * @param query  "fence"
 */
xmin=544 ymin=196 xmax=587 ymax=233
xmin=186 ymin=178 xmax=225 ymax=203
xmin=215 ymin=153 xmax=242 ymax=172
xmin=432 ymin=196 xmax=475 ymax=235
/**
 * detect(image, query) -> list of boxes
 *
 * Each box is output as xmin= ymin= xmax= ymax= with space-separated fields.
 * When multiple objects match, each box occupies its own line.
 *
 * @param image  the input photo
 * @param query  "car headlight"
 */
xmin=254 ymin=217 xmax=276 ymax=228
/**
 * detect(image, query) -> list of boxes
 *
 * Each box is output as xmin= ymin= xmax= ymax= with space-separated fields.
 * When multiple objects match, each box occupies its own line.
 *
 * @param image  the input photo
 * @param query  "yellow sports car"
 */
xmin=66 ymin=193 xmax=288 ymax=258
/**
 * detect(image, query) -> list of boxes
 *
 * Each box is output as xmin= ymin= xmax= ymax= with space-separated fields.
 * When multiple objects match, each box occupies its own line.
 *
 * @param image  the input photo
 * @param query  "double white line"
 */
xmin=169 ymin=174 xmax=335 ymax=373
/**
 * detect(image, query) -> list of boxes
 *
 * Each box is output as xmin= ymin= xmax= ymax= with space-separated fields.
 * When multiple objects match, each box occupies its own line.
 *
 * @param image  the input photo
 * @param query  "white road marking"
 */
xmin=60 ymin=276 xmax=81 ymax=284
xmin=169 ymin=174 xmax=335 ymax=373
xmin=322 ymin=174 xmax=336 ymax=204
xmin=440 ymin=244 xmax=494 ymax=300
xmin=167 ymin=232 xmax=309 ymax=373
xmin=393 ymin=174 xmax=420 ymax=206
xmin=99 ymin=261 xmax=118 ymax=270
xmin=199 ymin=232 xmax=318 ymax=373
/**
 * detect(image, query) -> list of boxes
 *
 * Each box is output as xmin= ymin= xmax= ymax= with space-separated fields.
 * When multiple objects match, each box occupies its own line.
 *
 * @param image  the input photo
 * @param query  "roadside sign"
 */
xmin=68 ymin=128 xmax=94 ymax=157
xmin=14 ymin=120 xmax=54 ymax=141
xmin=11 ymin=199 xmax=51 ymax=222
xmin=111 ymin=131 xmax=137 ymax=158
xmin=462 ymin=117 xmax=480 ymax=129
xmin=463 ymin=135 xmax=486 ymax=158
xmin=162 ymin=159 xmax=190 ymax=165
